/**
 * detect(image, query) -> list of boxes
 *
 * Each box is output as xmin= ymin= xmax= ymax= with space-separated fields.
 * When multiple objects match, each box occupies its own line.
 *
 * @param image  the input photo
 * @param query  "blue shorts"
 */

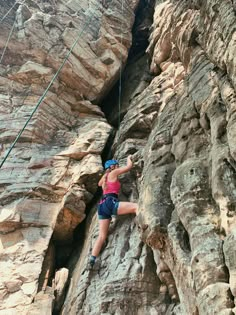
xmin=98 ymin=196 xmax=119 ymax=220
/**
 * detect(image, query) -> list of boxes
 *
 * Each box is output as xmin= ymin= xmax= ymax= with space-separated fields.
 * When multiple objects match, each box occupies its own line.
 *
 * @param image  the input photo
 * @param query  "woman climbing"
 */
xmin=89 ymin=155 xmax=138 ymax=267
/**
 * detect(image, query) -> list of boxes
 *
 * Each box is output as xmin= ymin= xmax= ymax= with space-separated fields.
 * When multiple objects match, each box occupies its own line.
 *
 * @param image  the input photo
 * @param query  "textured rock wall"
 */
xmin=0 ymin=0 xmax=138 ymax=313
xmin=1 ymin=0 xmax=236 ymax=314
xmin=120 ymin=0 xmax=236 ymax=314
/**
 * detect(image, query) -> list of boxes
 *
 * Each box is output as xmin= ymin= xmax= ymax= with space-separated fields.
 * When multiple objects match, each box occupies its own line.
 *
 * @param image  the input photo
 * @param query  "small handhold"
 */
xmin=101 ymin=0 xmax=109 ymax=9
xmin=142 ymin=224 xmax=149 ymax=231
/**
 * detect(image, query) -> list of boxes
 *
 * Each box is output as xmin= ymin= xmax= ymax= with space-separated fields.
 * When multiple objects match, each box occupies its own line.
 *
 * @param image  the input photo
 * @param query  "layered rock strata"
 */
xmin=1 ymin=0 xmax=236 ymax=315
xmin=0 ymin=0 xmax=138 ymax=313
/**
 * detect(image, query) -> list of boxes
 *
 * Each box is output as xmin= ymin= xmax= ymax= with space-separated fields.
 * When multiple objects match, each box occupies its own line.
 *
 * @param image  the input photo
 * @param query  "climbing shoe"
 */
xmin=89 ymin=255 xmax=96 ymax=268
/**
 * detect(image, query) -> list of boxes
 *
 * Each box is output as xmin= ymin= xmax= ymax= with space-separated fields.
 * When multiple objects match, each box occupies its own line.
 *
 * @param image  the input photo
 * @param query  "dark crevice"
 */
xmin=48 ymin=129 xmax=117 ymax=314
xmin=128 ymin=0 xmax=155 ymax=61
xmin=47 ymin=2 xmax=156 ymax=313
xmin=101 ymin=0 xmax=155 ymax=127
xmin=100 ymin=128 xmax=117 ymax=162
xmin=49 ymin=125 xmax=117 ymax=281
xmin=176 ymin=221 xmax=191 ymax=253
xmin=37 ymin=241 xmax=55 ymax=291
xmin=69 ymin=128 xmax=117 ymax=252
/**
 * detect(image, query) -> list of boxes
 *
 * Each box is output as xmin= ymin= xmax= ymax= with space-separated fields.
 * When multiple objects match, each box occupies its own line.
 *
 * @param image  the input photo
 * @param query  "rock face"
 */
xmin=1 ymin=0 xmax=236 ymax=314
xmin=0 ymin=0 xmax=137 ymax=313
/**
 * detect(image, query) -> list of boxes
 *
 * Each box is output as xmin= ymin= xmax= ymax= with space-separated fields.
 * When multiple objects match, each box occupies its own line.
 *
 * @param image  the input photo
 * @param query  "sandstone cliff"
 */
xmin=0 ymin=0 xmax=236 ymax=314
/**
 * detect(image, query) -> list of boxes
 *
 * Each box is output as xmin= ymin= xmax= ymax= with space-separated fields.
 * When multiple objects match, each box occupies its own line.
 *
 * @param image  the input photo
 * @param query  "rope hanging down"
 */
xmin=117 ymin=0 xmax=125 ymax=145
xmin=0 ymin=8 xmax=95 ymax=169
xmin=0 ymin=0 xmax=20 ymax=25
xmin=0 ymin=17 xmax=16 ymax=64
xmin=0 ymin=0 xmax=127 ymax=169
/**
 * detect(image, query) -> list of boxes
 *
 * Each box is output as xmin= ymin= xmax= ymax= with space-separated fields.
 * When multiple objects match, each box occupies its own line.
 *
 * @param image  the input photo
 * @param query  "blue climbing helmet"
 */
xmin=104 ymin=159 xmax=119 ymax=170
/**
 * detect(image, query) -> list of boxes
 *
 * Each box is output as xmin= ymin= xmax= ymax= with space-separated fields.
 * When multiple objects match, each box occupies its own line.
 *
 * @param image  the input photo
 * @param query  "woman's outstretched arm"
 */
xmin=110 ymin=155 xmax=133 ymax=178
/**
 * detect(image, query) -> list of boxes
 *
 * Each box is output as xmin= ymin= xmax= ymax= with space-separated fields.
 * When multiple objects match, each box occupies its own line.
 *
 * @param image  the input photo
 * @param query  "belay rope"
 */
xmin=0 ymin=0 xmax=19 ymax=24
xmin=0 ymin=16 xmax=16 ymax=64
xmin=117 ymin=0 xmax=125 ymax=146
xmin=0 ymin=0 xmax=21 ymax=64
xmin=0 ymin=0 xmax=125 ymax=169
xmin=0 ymin=5 xmax=94 ymax=169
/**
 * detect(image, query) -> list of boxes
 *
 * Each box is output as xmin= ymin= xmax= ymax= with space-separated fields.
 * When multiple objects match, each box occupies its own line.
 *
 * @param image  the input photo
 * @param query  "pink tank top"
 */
xmin=103 ymin=180 xmax=121 ymax=195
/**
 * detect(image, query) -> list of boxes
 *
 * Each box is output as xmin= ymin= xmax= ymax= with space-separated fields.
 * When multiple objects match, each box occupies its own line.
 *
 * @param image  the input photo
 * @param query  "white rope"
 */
xmin=0 ymin=18 xmax=16 ymax=64
xmin=117 ymin=0 xmax=125 ymax=143
xmin=0 ymin=1 xmax=18 ymax=24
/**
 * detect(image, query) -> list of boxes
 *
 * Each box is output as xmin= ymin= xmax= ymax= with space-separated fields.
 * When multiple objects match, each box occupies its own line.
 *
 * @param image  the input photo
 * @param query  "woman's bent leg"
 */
xmin=92 ymin=219 xmax=110 ymax=257
xmin=117 ymin=201 xmax=137 ymax=215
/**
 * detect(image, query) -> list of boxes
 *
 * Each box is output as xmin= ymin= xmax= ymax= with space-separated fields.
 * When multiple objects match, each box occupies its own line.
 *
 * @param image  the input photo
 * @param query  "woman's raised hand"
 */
xmin=127 ymin=155 xmax=133 ymax=166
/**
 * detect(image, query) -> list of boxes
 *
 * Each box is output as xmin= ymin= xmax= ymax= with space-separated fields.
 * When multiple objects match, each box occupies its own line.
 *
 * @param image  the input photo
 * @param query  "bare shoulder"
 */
xmin=108 ymin=169 xmax=118 ymax=182
xmin=111 ymin=164 xmax=132 ymax=177
xmin=98 ymin=174 xmax=106 ymax=186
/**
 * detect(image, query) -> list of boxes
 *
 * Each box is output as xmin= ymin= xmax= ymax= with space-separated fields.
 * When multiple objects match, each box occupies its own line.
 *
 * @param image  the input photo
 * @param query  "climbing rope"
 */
xmin=0 ymin=1 xmax=19 ymax=25
xmin=0 ymin=17 xmax=16 ymax=64
xmin=0 ymin=0 xmax=126 ymax=168
xmin=0 ymin=7 xmax=96 ymax=169
xmin=117 ymin=0 xmax=125 ymax=144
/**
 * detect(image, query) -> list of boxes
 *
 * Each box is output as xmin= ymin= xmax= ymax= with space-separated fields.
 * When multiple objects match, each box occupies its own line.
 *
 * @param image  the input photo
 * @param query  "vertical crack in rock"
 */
xmin=1 ymin=0 xmax=236 ymax=314
xmin=0 ymin=0 xmax=139 ymax=313
xmin=61 ymin=1 xmax=170 ymax=315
